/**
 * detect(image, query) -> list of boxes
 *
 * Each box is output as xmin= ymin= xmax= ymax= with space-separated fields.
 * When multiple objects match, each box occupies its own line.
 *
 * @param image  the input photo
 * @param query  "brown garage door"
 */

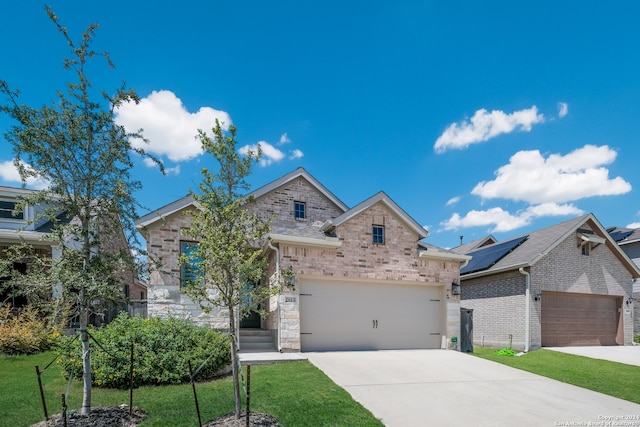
xmin=541 ymin=291 xmax=622 ymax=346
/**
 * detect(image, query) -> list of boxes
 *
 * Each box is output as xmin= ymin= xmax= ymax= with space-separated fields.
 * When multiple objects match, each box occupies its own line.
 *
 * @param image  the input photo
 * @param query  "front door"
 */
xmin=240 ymin=281 xmax=261 ymax=329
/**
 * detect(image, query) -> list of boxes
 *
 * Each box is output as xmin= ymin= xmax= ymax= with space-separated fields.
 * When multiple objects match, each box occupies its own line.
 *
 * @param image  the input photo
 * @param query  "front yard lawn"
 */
xmin=0 ymin=351 xmax=383 ymax=427
xmin=473 ymin=347 xmax=640 ymax=404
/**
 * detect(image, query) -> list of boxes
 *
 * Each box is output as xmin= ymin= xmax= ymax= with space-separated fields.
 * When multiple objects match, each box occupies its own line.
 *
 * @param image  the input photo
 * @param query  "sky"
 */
xmin=2 ymin=1 xmax=640 ymax=249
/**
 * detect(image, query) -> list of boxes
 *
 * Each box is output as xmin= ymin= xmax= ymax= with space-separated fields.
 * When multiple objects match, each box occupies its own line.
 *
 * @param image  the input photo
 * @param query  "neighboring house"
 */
xmin=0 ymin=185 xmax=144 ymax=322
xmin=451 ymin=214 xmax=639 ymax=351
xmin=607 ymin=226 xmax=640 ymax=335
xmin=136 ymin=167 xmax=470 ymax=352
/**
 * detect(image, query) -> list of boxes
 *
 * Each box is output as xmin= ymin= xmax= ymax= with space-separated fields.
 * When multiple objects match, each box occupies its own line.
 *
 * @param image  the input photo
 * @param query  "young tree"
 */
xmin=0 ymin=7 xmax=161 ymax=415
xmin=182 ymin=120 xmax=281 ymax=420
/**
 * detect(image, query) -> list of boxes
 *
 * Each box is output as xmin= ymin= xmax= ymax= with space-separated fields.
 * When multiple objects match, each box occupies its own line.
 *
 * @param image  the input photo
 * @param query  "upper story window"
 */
xmin=0 ymin=201 xmax=24 ymax=220
xmin=372 ymin=225 xmax=385 ymax=245
xmin=581 ymin=242 xmax=591 ymax=256
xmin=294 ymin=201 xmax=306 ymax=220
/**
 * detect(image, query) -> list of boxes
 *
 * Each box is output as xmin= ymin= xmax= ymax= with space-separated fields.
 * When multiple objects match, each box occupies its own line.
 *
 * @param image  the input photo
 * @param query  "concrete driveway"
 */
xmin=546 ymin=346 xmax=640 ymax=367
xmin=306 ymin=350 xmax=640 ymax=427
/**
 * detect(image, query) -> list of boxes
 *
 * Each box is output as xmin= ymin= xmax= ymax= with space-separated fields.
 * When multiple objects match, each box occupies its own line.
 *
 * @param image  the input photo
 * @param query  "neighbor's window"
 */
xmin=180 ymin=241 xmax=202 ymax=287
xmin=0 ymin=201 xmax=24 ymax=220
xmin=372 ymin=225 xmax=385 ymax=245
xmin=294 ymin=201 xmax=306 ymax=220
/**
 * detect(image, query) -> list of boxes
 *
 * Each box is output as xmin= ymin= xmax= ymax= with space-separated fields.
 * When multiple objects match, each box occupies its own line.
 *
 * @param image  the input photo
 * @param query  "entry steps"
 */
xmin=239 ymin=328 xmax=275 ymax=352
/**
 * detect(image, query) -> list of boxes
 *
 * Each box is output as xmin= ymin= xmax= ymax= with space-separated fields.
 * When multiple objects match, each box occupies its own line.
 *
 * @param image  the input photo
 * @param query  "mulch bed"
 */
xmin=31 ymin=406 xmax=280 ymax=427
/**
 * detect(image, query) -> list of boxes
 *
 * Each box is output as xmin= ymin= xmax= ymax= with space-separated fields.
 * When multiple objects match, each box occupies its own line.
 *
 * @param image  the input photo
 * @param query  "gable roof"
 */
xmin=321 ymin=191 xmax=428 ymax=239
xmin=459 ymin=213 xmax=640 ymax=279
xmin=135 ymin=194 xmax=195 ymax=231
xmin=250 ymin=167 xmax=349 ymax=212
xmin=450 ymin=235 xmax=498 ymax=255
xmin=135 ymin=167 xmax=349 ymax=232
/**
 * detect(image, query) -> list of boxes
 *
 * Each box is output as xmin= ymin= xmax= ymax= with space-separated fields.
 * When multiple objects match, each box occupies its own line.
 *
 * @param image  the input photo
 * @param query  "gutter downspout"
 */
xmin=519 ymin=267 xmax=531 ymax=353
xmin=267 ymin=239 xmax=282 ymax=352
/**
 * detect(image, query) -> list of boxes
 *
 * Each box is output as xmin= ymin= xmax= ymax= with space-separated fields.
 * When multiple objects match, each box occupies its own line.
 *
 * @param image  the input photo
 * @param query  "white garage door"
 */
xmin=299 ymin=279 xmax=443 ymax=351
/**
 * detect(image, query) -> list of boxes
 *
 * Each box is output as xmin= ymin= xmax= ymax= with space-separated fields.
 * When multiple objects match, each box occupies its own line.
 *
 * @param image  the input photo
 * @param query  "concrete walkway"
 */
xmin=546 ymin=345 xmax=640 ymax=367
xmin=306 ymin=350 xmax=640 ymax=427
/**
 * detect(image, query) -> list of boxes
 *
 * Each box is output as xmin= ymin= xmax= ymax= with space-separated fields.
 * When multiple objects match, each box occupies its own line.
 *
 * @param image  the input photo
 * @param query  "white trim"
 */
xmin=268 ymin=233 xmax=342 ymax=249
xmin=419 ymin=249 xmax=471 ymax=263
xmin=577 ymin=231 xmax=606 ymax=245
xmin=0 ymin=229 xmax=54 ymax=244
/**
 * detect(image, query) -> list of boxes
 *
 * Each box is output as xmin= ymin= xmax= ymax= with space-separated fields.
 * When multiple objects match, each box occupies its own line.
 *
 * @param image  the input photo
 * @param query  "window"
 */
xmin=180 ymin=241 xmax=202 ymax=287
xmin=294 ymin=201 xmax=306 ymax=220
xmin=581 ymin=243 xmax=590 ymax=256
xmin=0 ymin=201 xmax=24 ymax=220
xmin=372 ymin=225 xmax=385 ymax=245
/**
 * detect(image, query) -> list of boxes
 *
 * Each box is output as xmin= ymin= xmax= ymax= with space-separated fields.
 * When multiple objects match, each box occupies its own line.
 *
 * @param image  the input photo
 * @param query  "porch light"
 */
xmin=534 ymin=293 xmax=542 ymax=301
xmin=451 ymin=282 xmax=460 ymax=295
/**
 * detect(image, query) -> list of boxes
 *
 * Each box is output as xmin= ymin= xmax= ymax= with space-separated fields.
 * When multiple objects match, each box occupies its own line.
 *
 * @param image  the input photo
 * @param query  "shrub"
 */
xmin=57 ymin=313 xmax=231 ymax=388
xmin=635 ymin=334 xmax=639 ymax=344
xmin=0 ymin=304 xmax=59 ymax=355
xmin=494 ymin=348 xmax=518 ymax=356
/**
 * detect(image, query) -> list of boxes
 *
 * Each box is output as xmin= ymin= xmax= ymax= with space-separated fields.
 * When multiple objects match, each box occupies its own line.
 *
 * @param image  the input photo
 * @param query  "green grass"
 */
xmin=473 ymin=347 xmax=640 ymax=404
xmin=0 ymin=352 xmax=384 ymax=427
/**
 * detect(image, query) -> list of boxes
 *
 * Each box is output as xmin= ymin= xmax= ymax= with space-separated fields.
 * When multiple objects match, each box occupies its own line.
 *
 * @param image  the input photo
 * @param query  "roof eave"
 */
xmin=419 ymin=250 xmax=471 ymax=263
xmin=268 ymin=233 xmax=342 ymax=249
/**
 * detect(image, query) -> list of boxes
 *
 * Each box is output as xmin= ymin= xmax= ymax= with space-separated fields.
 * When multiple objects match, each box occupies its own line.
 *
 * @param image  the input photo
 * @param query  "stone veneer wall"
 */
xmin=277 ymin=201 xmax=462 ymax=350
xmin=531 ymin=224 xmax=634 ymax=345
xmin=144 ymin=206 xmax=228 ymax=329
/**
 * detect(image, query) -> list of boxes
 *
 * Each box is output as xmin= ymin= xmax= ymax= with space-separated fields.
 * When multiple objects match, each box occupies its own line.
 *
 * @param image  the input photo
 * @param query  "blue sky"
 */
xmin=2 ymin=1 xmax=640 ymax=249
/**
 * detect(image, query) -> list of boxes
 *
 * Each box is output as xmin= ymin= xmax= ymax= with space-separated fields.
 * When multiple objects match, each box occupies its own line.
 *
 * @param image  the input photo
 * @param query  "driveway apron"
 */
xmin=546 ymin=346 xmax=640 ymax=367
xmin=306 ymin=350 xmax=640 ymax=427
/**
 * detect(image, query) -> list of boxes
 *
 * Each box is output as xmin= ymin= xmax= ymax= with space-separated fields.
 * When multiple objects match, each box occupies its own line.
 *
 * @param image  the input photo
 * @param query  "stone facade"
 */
xmin=461 ymin=221 xmax=635 ymax=350
xmin=139 ymin=170 xmax=465 ymax=351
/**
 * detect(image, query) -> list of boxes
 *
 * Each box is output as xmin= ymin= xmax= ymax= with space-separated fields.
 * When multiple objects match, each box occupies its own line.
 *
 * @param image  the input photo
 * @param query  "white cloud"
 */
xmin=114 ymin=90 xmax=231 ymax=162
xmin=289 ymin=149 xmax=304 ymax=160
xmin=446 ymin=196 xmax=461 ymax=206
xmin=142 ymin=157 xmax=180 ymax=175
xmin=434 ymin=106 xmax=545 ymax=153
xmin=472 ymin=145 xmax=631 ymax=204
xmin=239 ymin=141 xmax=285 ymax=167
xmin=626 ymin=222 xmax=640 ymax=229
xmin=558 ymin=102 xmax=568 ymax=118
xmin=239 ymin=142 xmax=304 ymax=166
xmin=0 ymin=160 xmax=49 ymax=190
xmin=279 ymin=133 xmax=291 ymax=145
xmin=441 ymin=203 xmax=584 ymax=233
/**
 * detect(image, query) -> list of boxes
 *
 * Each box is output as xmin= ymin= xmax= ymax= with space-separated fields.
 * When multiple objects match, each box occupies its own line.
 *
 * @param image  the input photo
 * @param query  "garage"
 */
xmin=541 ymin=291 xmax=623 ymax=347
xmin=299 ymin=279 xmax=444 ymax=351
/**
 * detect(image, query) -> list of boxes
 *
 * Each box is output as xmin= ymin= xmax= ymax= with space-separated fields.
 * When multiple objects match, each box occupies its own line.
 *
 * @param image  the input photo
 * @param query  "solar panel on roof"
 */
xmin=608 ymin=230 xmax=633 ymax=242
xmin=461 ymin=235 xmax=528 ymax=275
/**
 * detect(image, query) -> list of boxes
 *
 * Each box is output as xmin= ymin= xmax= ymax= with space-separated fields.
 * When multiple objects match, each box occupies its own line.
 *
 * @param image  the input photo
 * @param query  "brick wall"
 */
xmin=461 ymin=225 xmax=636 ymax=350
xmin=461 ymin=270 xmax=527 ymax=350
xmin=246 ymin=176 xmax=345 ymax=224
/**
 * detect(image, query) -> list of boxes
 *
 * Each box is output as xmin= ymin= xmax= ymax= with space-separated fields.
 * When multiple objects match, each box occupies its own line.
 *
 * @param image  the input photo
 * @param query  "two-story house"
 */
xmin=0 ymin=185 xmax=145 ymax=322
xmin=136 ymin=167 xmax=470 ymax=352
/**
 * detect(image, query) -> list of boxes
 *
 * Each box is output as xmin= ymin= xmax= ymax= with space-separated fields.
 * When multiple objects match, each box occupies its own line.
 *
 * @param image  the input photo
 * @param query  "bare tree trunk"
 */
xmin=80 ymin=305 xmax=91 ymax=415
xmin=229 ymin=305 xmax=241 ymax=419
